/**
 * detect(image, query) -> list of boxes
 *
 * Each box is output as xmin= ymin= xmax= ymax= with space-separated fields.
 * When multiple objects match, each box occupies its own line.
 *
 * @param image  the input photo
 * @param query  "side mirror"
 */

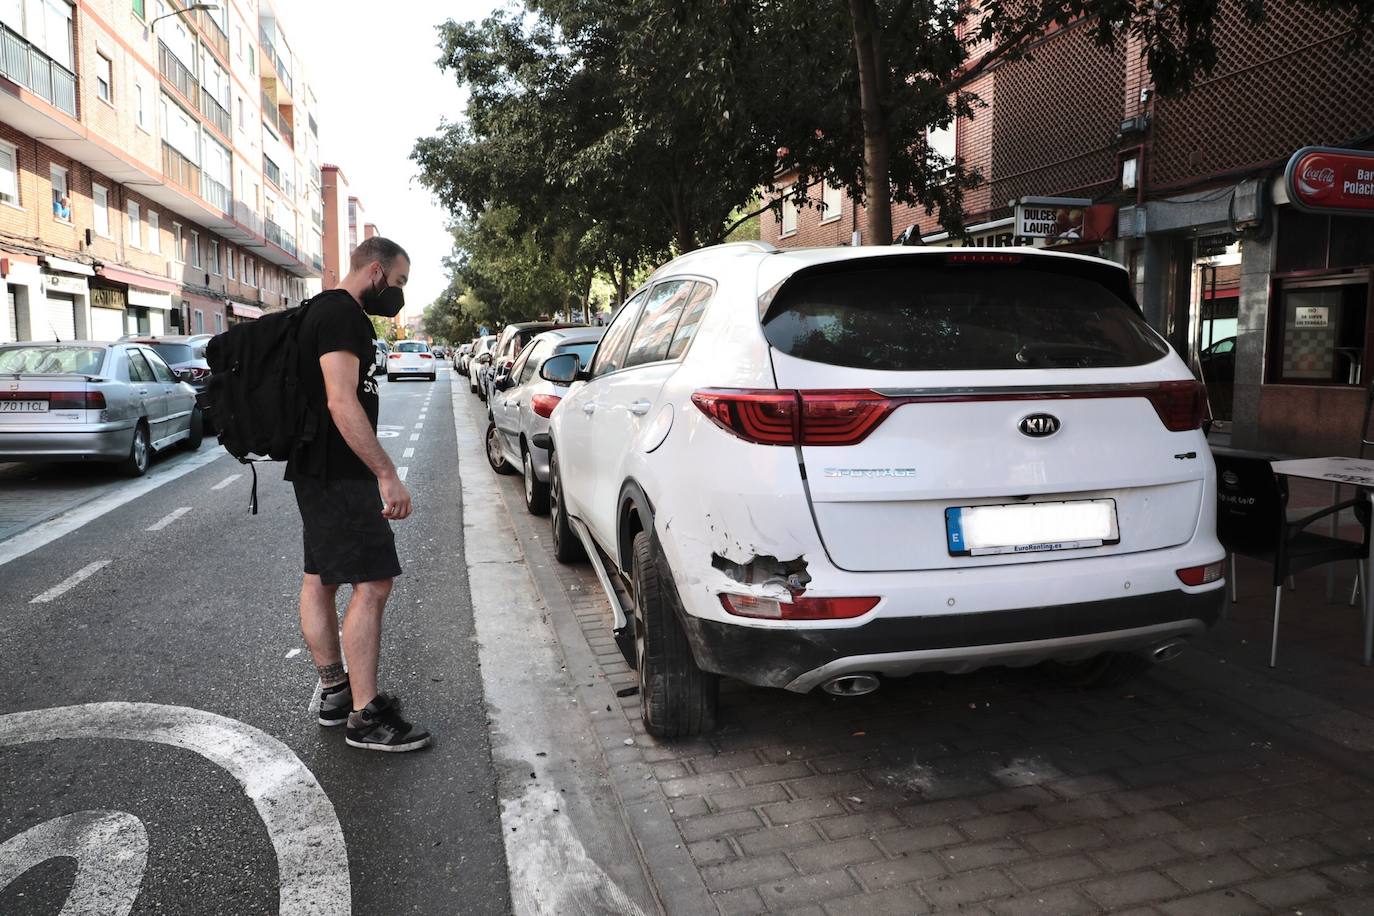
xmin=174 ymin=368 xmax=193 ymax=381
xmin=477 ymin=353 xmax=492 ymax=364
xmin=539 ymin=353 xmax=581 ymax=384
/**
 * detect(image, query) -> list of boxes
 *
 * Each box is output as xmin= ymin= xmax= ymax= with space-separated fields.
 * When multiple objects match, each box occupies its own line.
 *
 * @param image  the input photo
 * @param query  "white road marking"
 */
xmin=286 ymin=647 xmax=302 ymax=659
xmin=397 ymin=466 xmax=409 ymax=482
xmin=414 ymin=422 xmax=424 ymax=429
xmin=0 ymin=810 xmax=148 ymax=916
xmin=31 ymin=560 xmax=112 ymax=604
xmin=403 ymin=448 xmax=415 ymax=458
xmin=0 ymin=448 xmax=225 ymax=569
xmin=146 ymin=506 xmax=193 ymax=531
xmin=409 ymin=433 xmax=420 ymax=442
xmin=378 ymin=430 xmax=400 ymax=439
xmin=0 ymin=703 xmax=351 ymax=915
xmin=211 ymin=474 xmax=241 ymax=491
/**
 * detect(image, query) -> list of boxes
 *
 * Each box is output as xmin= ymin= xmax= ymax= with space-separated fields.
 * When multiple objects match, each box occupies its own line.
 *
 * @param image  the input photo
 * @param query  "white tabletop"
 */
xmin=1270 ymin=457 xmax=1374 ymax=487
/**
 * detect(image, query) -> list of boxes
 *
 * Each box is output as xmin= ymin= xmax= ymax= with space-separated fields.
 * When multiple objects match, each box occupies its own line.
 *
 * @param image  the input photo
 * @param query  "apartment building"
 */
xmin=764 ymin=5 xmax=1374 ymax=455
xmin=0 ymin=0 xmax=323 ymax=345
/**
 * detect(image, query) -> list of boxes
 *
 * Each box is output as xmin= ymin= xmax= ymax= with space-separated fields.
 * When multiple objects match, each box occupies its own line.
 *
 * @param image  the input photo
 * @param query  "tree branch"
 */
xmin=715 ymin=176 xmax=825 ymax=243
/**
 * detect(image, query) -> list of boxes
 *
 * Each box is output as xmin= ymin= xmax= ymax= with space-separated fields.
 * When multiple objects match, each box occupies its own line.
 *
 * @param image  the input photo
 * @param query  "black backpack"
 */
xmin=201 ymin=298 xmax=317 ymax=513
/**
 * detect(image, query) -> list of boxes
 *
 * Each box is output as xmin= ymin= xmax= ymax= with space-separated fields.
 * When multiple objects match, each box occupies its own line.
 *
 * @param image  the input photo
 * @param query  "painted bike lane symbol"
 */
xmin=0 ymin=702 xmax=350 ymax=915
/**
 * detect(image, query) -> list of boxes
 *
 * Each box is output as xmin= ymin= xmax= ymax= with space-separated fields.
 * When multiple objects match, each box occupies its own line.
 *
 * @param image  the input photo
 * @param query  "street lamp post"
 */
xmin=149 ymin=3 xmax=218 ymax=33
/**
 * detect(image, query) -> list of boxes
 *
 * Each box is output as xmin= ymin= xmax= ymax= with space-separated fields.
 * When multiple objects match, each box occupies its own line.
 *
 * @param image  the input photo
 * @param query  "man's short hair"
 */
xmin=350 ymin=236 xmax=409 ymax=272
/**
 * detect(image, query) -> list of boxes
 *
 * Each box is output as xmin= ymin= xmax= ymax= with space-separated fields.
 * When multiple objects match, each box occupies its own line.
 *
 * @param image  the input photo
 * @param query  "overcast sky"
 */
xmin=285 ymin=0 xmax=500 ymax=320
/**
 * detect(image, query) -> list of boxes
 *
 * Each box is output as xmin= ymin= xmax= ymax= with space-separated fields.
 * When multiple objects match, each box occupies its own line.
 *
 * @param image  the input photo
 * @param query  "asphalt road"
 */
xmin=0 ymin=365 xmax=512 ymax=916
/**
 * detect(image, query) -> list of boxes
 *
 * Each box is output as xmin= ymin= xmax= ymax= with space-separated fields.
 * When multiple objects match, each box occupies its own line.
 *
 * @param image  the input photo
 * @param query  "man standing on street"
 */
xmin=286 ymin=236 xmax=431 ymax=752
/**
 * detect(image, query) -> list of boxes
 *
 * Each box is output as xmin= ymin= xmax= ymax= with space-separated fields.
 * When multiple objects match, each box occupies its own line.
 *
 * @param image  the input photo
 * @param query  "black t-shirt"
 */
xmin=285 ymin=290 xmax=379 ymax=482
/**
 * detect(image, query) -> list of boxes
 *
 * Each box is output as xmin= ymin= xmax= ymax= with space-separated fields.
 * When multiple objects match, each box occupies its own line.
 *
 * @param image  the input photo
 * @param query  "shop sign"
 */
xmin=1285 ymin=146 xmax=1374 ymax=217
xmin=41 ymin=273 xmax=86 ymax=295
xmin=1294 ymin=306 xmax=1328 ymax=328
xmin=90 ymin=285 xmax=127 ymax=311
xmin=1014 ymin=197 xmax=1091 ymax=242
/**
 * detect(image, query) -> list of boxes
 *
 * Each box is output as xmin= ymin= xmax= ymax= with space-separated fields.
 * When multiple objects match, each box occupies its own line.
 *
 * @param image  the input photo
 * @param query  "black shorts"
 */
xmin=292 ymin=476 xmax=402 ymax=585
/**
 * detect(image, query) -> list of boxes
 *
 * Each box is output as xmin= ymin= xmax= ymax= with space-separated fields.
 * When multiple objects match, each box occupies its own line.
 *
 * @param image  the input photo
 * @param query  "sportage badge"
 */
xmin=1018 ymin=414 xmax=1060 ymax=437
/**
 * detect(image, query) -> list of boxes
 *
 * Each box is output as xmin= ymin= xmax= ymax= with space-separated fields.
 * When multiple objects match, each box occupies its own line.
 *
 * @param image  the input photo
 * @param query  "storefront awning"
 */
xmin=95 ymin=265 xmax=180 ymax=294
xmin=230 ymin=302 xmax=263 ymax=319
xmin=41 ymin=256 xmax=94 ymax=276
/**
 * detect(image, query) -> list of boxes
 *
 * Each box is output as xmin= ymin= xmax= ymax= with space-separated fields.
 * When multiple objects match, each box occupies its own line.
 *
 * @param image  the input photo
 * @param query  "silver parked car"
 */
xmin=486 ymin=327 xmax=604 ymax=513
xmin=0 ymin=341 xmax=203 ymax=476
xmin=468 ymin=335 xmax=497 ymax=394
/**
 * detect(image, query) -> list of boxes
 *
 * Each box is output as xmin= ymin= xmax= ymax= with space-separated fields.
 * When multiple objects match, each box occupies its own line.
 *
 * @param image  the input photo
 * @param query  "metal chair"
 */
xmin=1214 ymin=452 xmax=1372 ymax=666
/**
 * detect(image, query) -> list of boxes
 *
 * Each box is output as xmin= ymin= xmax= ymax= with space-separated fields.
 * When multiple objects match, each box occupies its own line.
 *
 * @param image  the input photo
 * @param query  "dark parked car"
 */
xmin=1199 ymin=336 xmax=1235 ymax=383
xmin=123 ymin=335 xmax=211 ymax=393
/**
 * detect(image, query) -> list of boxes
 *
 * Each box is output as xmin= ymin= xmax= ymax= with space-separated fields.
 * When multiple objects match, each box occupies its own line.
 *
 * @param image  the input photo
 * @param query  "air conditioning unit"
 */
xmin=1117 ymin=114 xmax=1150 ymax=138
xmin=1230 ymin=177 xmax=1271 ymax=239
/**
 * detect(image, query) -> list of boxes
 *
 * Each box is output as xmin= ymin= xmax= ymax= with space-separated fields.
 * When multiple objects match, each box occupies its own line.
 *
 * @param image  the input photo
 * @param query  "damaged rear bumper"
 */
xmin=677 ymin=587 xmax=1224 ymax=692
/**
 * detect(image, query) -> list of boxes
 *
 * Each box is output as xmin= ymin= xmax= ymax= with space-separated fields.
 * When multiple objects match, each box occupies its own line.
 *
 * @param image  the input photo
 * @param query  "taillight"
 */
xmin=419 ymin=353 xmax=433 ymax=359
xmin=691 ymin=389 xmax=799 ymax=444
xmin=388 ymin=353 xmax=401 ymax=360
xmin=798 ymin=391 xmax=894 ymax=444
xmin=719 ymin=593 xmax=880 ymax=621
xmin=1177 ymin=561 xmax=1224 ymax=587
xmin=531 ymin=394 xmax=561 ymax=418
xmin=45 ymin=391 xmax=106 ymax=409
xmin=187 ymin=367 xmax=209 ymax=381
xmin=1144 ymin=380 xmax=1206 ymax=432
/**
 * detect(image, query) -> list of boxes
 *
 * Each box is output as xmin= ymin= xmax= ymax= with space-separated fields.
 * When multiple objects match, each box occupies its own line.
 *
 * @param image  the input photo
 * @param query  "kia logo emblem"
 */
xmin=1018 ymin=414 xmax=1060 ymax=437
xmin=1222 ymin=470 xmax=1240 ymax=488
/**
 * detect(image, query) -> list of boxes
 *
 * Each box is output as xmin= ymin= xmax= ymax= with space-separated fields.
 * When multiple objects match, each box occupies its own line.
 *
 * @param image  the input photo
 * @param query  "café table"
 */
xmin=1269 ymin=456 xmax=1374 ymax=666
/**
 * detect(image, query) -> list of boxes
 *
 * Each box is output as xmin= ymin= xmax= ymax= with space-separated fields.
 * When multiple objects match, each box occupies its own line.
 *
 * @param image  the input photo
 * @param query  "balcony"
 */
xmin=311 ymin=164 xmax=321 ymax=186
xmin=311 ymin=207 xmax=323 ymax=230
xmin=158 ymin=41 xmax=198 ymax=105
xmin=0 ymin=22 xmax=76 ymax=116
xmin=262 ymin=154 xmax=281 ymax=188
xmin=197 ymin=7 xmax=229 ymax=60
xmin=265 ymin=219 xmax=297 ymax=257
xmin=259 ymin=27 xmax=293 ymax=98
xmin=199 ymin=87 xmax=229 ymax=136
xmin=162 ymin=142 xmax=201 ymax=198
xmin=312 ymin=254 xmax=323 ymax=271
xmin=201 ymin=173 xmax=229 ymax=213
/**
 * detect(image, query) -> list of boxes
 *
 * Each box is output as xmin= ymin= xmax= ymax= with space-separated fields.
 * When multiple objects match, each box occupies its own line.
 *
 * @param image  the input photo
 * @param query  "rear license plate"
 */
xmin=946 ymin=499 xmax=1119 ymax=556
xmin=0 ymin=399 xmax=48 ymax=413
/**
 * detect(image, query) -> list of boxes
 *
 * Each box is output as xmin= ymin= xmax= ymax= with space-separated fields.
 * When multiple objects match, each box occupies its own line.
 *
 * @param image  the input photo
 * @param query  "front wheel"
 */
xmin=121 ymin=422 xmax=151 ymax=477
xmin=549 ymin=451 xmax=585 ymax=564
xmin=486 ymin=422 xmax=516 ymax=475
xmin=631 ymin=530 xmax=718 ymax=738
xmin=179 ymin=407 xmax=204 ymax=451
xmin=523 ymin=447 xmax=549 ymax=515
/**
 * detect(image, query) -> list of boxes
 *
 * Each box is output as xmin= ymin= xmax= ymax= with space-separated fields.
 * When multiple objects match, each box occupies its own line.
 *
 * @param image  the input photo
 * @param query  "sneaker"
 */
xmin=318 ymin=681 xmax=352 ymax=727
xmin=345 ymin=692 xmax=432 ymax=752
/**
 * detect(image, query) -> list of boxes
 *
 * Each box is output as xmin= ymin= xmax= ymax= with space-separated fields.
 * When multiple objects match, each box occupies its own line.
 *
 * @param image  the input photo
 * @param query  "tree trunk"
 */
xmin=581 ymin=270 xmax=594 ymax=324
xmin=849 ymin=0 xmax=893 ymax=245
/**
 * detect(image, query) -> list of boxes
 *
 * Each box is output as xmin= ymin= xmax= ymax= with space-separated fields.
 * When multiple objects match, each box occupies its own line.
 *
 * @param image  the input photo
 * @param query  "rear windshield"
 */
xmin=395 ymin=342 xmax=429 ymax=353
xmin=0 ymin=346 xmax=105 ymax=375
xmin=763 ymin=262 xmax=1168 ymax=371
xmin=149 ymin=343 xmax=195 ymax=363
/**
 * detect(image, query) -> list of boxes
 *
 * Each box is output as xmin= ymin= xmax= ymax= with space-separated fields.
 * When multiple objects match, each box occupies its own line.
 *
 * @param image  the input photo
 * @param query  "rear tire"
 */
xmin=121 ymin=422 xmax=150 ymax=477
xmin=486 ymin=422 xmax=517 ymax=475
xmin=179 ymin=407 xmax=204 ymax=451
xmin=550 ymin=451 xmax=585 ymax=564
xmin=631 ymin=530 xmax=718 ymax=738
xmin=1042 ymin=652 xmax=1150 ymax=688
xmin=523 ymin=447 xmax=550 ymax=515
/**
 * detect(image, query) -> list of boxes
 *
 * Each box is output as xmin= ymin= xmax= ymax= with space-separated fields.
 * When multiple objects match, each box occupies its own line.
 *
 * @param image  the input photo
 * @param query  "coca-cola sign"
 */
xmin=1285 ymin=146 xmax=1374 ymax=216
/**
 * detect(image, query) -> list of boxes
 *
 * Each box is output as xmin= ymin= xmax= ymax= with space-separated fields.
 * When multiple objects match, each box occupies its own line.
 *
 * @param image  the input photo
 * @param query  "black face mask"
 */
xmin=362 ymin=268 xmax=404 ymax=318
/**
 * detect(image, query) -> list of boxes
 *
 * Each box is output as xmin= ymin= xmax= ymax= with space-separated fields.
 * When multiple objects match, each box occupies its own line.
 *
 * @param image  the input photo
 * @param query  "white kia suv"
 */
xmin=539 ymin=243 xmax=1225 ymax=737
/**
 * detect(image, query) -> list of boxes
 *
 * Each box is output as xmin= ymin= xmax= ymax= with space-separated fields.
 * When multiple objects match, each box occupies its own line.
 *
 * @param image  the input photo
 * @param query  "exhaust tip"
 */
xmin=1151 ymin=641 xmax=1187 ymax=663
xmin=821 ymin=673 xmax=880 ymax=697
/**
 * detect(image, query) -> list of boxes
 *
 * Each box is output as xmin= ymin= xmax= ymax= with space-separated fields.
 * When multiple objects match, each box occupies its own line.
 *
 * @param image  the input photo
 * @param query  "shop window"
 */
xmin=1272 ymin=278 xmax=1371 ymax=386
xmin=1279 ymin=211 xmax=1374 ymax=273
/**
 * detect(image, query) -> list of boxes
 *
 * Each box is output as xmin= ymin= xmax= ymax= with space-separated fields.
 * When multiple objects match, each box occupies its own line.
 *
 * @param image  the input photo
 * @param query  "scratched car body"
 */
xmin=542 ymin=242 xmax=1226 ymax=737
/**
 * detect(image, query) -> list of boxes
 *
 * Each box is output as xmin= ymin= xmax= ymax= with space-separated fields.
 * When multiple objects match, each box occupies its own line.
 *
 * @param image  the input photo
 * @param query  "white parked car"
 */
xmin=468 ymin=335 xmax=497 ymax=393
xmin=541 ymin=242 xmax=1225 ymax=737
xmin=487 ymin=327 xmax=605 ymax=513
xmin=386 ymin=340 xmax=436 ymax=382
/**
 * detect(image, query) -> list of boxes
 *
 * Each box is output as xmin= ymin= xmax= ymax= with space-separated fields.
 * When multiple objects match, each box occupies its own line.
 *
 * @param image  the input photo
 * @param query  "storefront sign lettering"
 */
xmin=1286 ymin=146 xmax=1374 ymax=217
xmin=1013 ymin=197 xmax=1092 ymax=244
xmin=90 ymin=286 xmax=127 ymax=311
xmin=1294 ymin=306 xmax=1328 ymax=328
xmin=41 ymin=273 xmax=86 ymax=295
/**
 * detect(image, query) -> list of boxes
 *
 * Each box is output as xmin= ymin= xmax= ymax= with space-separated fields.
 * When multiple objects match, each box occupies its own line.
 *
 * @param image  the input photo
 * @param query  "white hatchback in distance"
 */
xmin=386 ymin=340 xmax=436 ymax=382
xmin=541 ymin=243 xmax=1226 ymax=737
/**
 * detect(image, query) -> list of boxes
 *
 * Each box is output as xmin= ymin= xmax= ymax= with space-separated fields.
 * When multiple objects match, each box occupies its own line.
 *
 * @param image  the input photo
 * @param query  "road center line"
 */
xmin=211 ymin=474 xmax=241 ymax=491
xmin=397 ymin=466 xmax=409 ymax=481
xmin=409 ymin=433 xmax=420 ymax=442
xmin=147 ymin=507 xmax=193 ymax=531
xmin=31 ymin=560 xmax=112 ymax=604
xmin=403 ymin=447 xmax=415 ymax=458
xmin=414 ymin=422 xmax=424 ymax=429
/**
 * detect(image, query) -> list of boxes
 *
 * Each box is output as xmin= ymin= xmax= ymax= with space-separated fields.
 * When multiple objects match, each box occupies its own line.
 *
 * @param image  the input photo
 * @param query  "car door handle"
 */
xmin=582 ymin=403 xmax=596 ymax=415
xmin=629 ymin=400 xmax=652 ymax=416
xmin=137 ymin=388 xmax=149 ymax=396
